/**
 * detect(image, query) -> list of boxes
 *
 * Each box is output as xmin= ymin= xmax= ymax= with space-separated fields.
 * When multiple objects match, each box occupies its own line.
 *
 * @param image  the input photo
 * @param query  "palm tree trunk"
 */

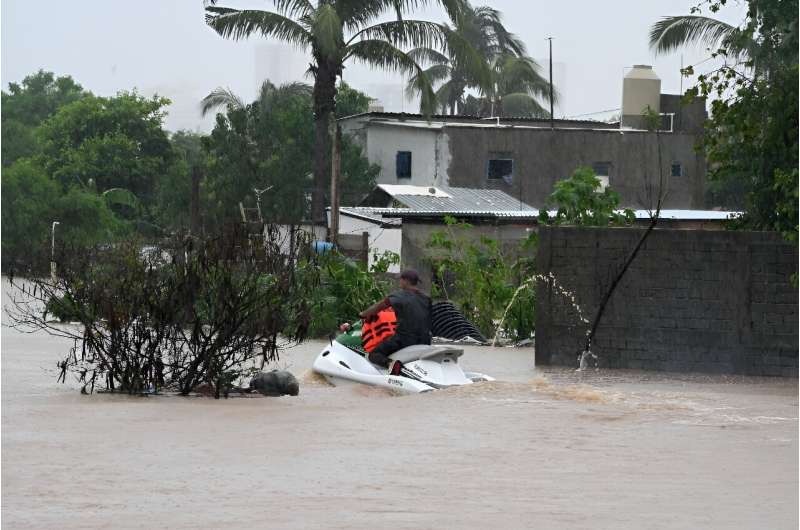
xmin=312 ymin=61 xmax=338 ymax=228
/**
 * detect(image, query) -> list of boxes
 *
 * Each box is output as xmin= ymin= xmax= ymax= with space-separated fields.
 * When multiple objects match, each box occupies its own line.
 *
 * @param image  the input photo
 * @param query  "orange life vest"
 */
xmin=361 ymin=308 xmax=398 ymax=353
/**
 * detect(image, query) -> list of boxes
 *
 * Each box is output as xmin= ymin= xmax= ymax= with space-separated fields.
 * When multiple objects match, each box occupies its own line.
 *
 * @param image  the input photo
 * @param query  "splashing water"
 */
xmin=492 ymin=272 xmax=590 ymax=347
xmin=577 ymin=349 xmax=598 ymax=372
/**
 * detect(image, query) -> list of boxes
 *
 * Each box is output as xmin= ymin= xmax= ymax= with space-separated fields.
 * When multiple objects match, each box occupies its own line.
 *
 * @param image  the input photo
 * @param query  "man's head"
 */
xmin=399 ymin=269 xmax=420 ymax=289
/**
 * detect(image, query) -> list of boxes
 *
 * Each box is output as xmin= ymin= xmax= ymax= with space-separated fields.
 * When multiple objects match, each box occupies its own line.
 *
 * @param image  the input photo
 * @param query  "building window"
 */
xmin=671 ymin=162 xmax=683 ymax=177
xmin=487 ymin=153 xmax=514 ymax=182
xmin=592 ymin=161 xmax=611 ymax=177
xmin=396 ymin=151 xmax=412 ymax=179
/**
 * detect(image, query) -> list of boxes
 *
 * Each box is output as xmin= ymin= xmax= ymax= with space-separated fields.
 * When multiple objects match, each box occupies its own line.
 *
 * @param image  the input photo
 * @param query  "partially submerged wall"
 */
xmin=535 ymin=226 xmax=798 ymax=376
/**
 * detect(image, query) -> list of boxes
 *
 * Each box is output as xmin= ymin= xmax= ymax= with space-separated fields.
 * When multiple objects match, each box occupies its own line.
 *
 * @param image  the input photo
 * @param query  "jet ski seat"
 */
xmin=389 ymin=344 xmax=464 ymax=364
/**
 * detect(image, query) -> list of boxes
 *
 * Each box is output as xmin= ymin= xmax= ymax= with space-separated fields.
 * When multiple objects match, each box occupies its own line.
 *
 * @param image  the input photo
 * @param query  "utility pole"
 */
xmin=329 ymin=122 xmax=342 ymax=246
xmin=50 ymin=221 xmax=60 ymax=282
xmin=547 ymin=37 xmax=554 ymax=129
xmin=190 ymin=166 xmax=201 ymax=236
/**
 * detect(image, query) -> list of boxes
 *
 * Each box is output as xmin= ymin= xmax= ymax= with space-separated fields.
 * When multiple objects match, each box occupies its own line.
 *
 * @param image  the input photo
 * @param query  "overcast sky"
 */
xmin=2 ymin=0 xmax=747 ymax=132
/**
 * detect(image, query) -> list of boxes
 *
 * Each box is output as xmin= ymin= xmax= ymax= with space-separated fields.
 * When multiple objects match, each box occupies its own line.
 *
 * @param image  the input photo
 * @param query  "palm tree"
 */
xmin=488 ymin=53 xmax=551 ymax=117
xmin=649 ymin=15 xmax=754 ymax=63
xmin=201 ymin=80 xmax=313 ymax=116
xmin=205 ymin=0 xmax=476 ymax=226
xmin=406 ymin=4 xmax=553 ymax=117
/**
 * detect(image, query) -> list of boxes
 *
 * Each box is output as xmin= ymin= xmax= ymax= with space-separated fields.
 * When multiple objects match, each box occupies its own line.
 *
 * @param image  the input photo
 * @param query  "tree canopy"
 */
xmin=675 ymin=0 xmax=798 ymax=240
xmin=1 ymin=70 xmax=88 ymax=166
xmin=201 ymin=80 xmax=378 ymax=224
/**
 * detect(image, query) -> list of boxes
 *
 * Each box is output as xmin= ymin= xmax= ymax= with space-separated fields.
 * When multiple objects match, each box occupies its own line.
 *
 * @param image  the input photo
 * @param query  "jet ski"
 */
xmin=312 ymin=324 xmax=494 ymax=394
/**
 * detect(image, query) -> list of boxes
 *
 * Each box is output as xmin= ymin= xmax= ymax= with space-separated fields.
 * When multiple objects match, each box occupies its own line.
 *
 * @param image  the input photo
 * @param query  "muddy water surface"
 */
xmin=2 ymin=294 xmax=797 ymax=529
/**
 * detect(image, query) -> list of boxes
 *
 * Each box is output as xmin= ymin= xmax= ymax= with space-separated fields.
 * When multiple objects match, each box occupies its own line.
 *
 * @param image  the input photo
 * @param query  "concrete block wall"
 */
xmin=535 ymin=226 xmax=798 ymax=376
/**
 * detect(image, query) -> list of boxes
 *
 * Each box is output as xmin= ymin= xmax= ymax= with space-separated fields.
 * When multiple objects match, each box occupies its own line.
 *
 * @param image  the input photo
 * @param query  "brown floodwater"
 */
xmin=2 ymin=282 xmax=798 ymax=529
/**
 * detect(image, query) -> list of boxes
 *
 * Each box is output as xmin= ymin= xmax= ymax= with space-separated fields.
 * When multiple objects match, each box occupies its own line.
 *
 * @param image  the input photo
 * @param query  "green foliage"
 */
xmin=202 ymin=82 xmax=378 ymax=223
xmin=1 ymin=120 xmax=38 ymax=167
xmin=1 ymin=72 xmax=183 ymax=270
xmin=1 ymin=159 xmax=125 ymax=272
xmin=426 ymin=216 xmax=536 ymax=342
xmin=406 ymin=5 xmax=552 ymax=117
xmin=680 ymin=0 xmax=798 ymax=241
xmin=151 ymin=130 xmax=208 ymax=231
xmin=1 ymin=159 xmax=60 ymax=268
xmin=204 ymin=0 xmax=464 ymax=223
xmin=539 ymin=167 xmax=635 ymax=226
xmin=308 ymin=250 xmax=400 ymax=337
xmin=1 ymin=70 xmax=88 ymax=166
xmin=37 ymin=92 xmax=174 ymax=206
xmin=335 ymin=81 xmax=373 ymax=117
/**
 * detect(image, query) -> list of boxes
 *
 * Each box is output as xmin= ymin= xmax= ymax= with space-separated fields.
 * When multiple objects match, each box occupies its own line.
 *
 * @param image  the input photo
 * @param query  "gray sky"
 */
xmin=2 ymin=0 xmax=747 ymax=132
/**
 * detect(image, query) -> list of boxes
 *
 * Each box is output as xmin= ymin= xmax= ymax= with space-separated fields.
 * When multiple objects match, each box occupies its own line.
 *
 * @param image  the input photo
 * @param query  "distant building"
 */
xmin=339 ymin=65 xmax=707 ymax=210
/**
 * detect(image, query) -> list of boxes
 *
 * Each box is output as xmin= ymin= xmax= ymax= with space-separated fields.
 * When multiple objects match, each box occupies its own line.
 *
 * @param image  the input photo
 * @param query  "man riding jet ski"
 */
xmin=313 ymin=269 xmax=493 ymax=393
xmin=353 ymin=269 xmax=431 ymax=376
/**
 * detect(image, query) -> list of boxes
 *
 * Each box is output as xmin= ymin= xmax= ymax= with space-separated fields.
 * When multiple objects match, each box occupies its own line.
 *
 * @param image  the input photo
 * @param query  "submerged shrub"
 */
xmin=6 ymin=223 xmax=319 ymax=397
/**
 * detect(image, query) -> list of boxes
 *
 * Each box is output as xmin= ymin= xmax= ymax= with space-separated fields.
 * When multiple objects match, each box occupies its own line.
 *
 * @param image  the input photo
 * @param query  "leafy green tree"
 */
xmin=426 ymin=216 xmax=536 ymax=341
xmin=204 ymin=0 xmax=477 ymax=227
xmin=36 ymin=92 xmax=175 ymax=208
xmin=1 ymin=70 xmax=88 ymax=166
xmin=201 ymin=80 xmax=378 ymax=224
xmin=1 ymin=159 xmax=123 ymax=272
xmin=677 ymin=0 xmax=798 ymax=239
xmin=151 ymin=130 xmax=209 ymax=231
xmin=539 ymin=167 xmax=634 ymax=226
xmin=335 ymin=81 xmax=373 ymax=117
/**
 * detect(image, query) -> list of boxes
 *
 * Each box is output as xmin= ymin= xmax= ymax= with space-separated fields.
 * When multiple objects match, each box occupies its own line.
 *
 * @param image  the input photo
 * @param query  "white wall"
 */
xmin=337 ymin=215 xmax=402 ymax=272
xmin=366 ymin=125 xmax=441 ymax=187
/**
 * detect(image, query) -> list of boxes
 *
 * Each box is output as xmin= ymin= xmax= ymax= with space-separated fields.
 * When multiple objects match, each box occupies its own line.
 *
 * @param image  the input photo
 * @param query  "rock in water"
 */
xmin=250 ymin=370 xmax=300 ymax=397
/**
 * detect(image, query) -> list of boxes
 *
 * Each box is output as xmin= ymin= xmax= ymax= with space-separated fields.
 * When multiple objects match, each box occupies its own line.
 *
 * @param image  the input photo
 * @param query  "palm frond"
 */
xmin=340 ymin=0 xmax=467 ymax=33
xmin=273 ymin=0 xmax=313 ymax=18
xmin=257 ymin=80 xmax=313 ymax=112
xmin=406 ymin=62 xmax=453 ymax=105
xmin=205 ymin=6 xmax=312 ymax=48
xmin=494 ymin=54 xmax=556 ymax=103
xmin=649 ymin=15 xmax=738 ymax=56
xmin=498 ymin=92 xmax=548 ymax=118
xmin=407 ymin=46 xmax=449 ymax=66
xmin=200 ymin=86 xmax=246 ymax=117
xmin=347 ymin=19 xmax=447 ymax=50
xmin=472 ymin=5 xmax=526 ymax=56
xmin=345 ymin=39 xmax=437 ymax=115
xmin=432 ymin=80 xmax=462 ymax=113
xmin=102 ymin=188 xmax=142 ymax=213
xmin=443 ymin=25 xmax=493 ymax=92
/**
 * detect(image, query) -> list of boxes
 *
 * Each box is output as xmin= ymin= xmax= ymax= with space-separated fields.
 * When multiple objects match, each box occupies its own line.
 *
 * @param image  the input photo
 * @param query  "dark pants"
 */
xmin=368 ymin=335 xmax=405 ymax=368
xmin=368 ymin=334 xmax=430 ymax=368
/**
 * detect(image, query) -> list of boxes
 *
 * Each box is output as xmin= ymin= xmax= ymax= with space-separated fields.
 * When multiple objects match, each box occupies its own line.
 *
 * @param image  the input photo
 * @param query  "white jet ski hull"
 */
xmin=312 ymin=341 xmax=493 ymax=395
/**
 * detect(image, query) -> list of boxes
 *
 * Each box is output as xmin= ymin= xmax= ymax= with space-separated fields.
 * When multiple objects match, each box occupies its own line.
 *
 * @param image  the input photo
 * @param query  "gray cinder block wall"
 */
xmin=535 ymin=226 xmax=798 ymax=376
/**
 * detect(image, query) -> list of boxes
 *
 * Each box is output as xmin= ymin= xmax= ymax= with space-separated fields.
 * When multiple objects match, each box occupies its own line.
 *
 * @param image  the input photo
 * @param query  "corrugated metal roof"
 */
xmin=338 ymin=207 xmax=403 ymax=225
xmin=340 ymin=200 xmax=739 ymax=223
xmin=386 ymin=209 xmax=540 ymax=220
xmin=383 ymin=208 xmax=739 ymax=221
xmin=338 ymin=111 xmax=607 ymax=127
xmin=376 ymin=184 xmax=451 ymax=197
xmin=385 ymin=186 xmax=536 ymax=212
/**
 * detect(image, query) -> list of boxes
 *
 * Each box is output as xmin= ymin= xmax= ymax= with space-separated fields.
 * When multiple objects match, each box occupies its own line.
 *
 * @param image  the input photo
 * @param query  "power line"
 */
xmin=565 ymin=107 xmax=621 ymax=119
